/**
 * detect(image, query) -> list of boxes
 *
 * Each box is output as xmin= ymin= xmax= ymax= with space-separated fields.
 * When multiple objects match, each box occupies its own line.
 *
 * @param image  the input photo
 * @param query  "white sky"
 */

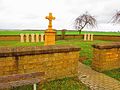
xmin=0 ymin=0 xmax=120 ymax=31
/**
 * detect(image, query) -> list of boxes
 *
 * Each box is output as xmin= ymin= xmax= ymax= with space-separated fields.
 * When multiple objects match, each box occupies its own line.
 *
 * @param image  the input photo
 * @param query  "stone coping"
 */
xmin=0 ymin=45 xmax=80 ymax=57
xmin=92 ymin=42 xmax=120 ymax=49
xmin=0 ymin=72 xmax=45 ymax=89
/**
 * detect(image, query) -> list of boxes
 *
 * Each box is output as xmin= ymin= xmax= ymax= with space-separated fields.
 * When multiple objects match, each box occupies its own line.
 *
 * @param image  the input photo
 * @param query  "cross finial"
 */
xmin=45 ymin=12 xmax=55 ymax=30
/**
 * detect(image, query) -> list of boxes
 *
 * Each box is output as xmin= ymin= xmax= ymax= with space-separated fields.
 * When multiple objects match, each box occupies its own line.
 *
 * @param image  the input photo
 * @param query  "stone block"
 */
xmin=31 ymin=34 xmax=35 ymax=42
xmin=92 ymin=42 xmax=120 ymax=71
xmin=36 ymin=33 xmax=39 ymax=42
xmin=25 ymin=34 xmax=30 ymax=42
xmin=20 ymin=33 xmax=25 ymax=42
xmin=41 ymin=33 xmax=44 ymax=42
xmin=84 ymin=34 xmax=87 ymax=41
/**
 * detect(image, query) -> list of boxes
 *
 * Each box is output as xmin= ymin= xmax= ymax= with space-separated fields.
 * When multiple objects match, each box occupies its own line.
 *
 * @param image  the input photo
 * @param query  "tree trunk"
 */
xmin=78 ymin=23 xmax=87 ymax=34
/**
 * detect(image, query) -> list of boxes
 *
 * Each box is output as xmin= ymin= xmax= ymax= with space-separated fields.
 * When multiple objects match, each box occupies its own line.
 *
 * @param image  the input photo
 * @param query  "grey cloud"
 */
xmin=0 ymin=0 xmax=120 ymax=30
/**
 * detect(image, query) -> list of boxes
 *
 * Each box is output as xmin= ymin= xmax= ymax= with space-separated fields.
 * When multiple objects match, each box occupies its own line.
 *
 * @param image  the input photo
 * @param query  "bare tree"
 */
xmin=111 ymin=11 xmax=120 ymax=24
xmin=74 ymin=12 xmax=97 ymax=34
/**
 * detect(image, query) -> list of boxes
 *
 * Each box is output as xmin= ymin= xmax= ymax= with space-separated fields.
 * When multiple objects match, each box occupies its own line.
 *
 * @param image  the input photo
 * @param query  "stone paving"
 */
xmin=78 ymin=62 xmax=120 ymax=90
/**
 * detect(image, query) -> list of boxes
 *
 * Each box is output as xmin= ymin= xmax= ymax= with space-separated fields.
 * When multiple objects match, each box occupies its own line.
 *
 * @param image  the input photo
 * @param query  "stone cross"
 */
xmin=36 ymin=34 xmax=39 ymax=42
xmin=31 ymin=34 xmax=35 ymax=42
xmin=20 ymin=33 xmax=24 ymax=42
xmin=41 ymin=34 xmax=44 ymax=42
xmin=45 ymin=12 xmax=55 ymax=30
xmin=25 ymin=34 xmax=30 ymax=42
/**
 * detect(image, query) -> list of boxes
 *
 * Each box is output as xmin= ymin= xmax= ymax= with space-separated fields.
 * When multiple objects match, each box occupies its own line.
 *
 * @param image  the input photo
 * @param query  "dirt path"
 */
xmin=78 ymin=62 xmax=120 ymax=90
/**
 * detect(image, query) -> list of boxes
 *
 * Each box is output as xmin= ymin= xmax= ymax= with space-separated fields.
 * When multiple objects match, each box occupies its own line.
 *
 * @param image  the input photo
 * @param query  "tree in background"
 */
xmin=74 ymin=12 xmax=97 ymax=34
xmin=111 ymin=11 xmax=120 ymax=24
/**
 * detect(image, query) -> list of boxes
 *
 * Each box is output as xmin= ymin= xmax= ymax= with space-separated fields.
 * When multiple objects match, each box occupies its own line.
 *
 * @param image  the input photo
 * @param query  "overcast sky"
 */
xmin=0 ymin=0 xmax=120 ymax=31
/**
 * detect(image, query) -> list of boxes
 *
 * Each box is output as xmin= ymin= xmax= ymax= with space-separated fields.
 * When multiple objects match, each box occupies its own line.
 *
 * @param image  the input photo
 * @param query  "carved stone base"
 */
xmin=44 ymin=29 xmax=56 ymax=45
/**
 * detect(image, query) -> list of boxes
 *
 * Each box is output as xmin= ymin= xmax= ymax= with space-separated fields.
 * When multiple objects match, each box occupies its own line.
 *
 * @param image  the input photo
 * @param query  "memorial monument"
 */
xmin=44 ymin=13 xmax=56 ymax=45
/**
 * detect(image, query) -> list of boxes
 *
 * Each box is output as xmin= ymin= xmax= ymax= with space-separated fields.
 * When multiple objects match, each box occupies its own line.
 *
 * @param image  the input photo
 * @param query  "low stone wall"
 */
xmin=1 ymin=34 xmax=120 ymax=41
xmin=92 ymin=42 xmax=120 ymax=71
xmin=0 ymin=45 xmax=80 ymax=80
xmin=0 ymin=35 xmax=20 ymax=41
xmin=93 ymin=35 xmax=120 ymax=41
xmin=56 ymin=35 xmax=83 ymax=40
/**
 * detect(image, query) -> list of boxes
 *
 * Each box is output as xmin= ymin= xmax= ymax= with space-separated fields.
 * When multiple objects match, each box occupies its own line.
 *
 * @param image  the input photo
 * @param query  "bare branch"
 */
xmin=74 ymin=12 xmax=97 ymax=34
xmin=111 ymin=11 xmax=120 ymax=24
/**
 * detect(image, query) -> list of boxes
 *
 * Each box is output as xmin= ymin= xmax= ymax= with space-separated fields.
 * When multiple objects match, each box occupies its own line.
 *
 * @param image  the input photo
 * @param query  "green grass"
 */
xmin=12 ymin=77 xmax=89 ymax=90
xmin=103 ymin=68 xmax=120 ymax=81
xmin=0 ymin=30 xmax=45 ymax=35
xmin=41 ymin=77 xmax=89 ymax=90
xmin=0 ymin=41 xmax=44 ymax=47
xmin=0 ymin=30 xmax=120 ymax=35
xmin=0 ymin=30 xmax=62 ymax=35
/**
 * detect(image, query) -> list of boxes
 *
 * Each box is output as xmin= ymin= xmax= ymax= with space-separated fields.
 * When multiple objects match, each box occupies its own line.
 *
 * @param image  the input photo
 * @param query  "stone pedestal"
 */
xmin=84 ymin=34 xmax=87 ymax=41
xmin=44 ymin=30 xmax=56 ymax=45
xmin=41 ymin=34 xmax=44 ymax=42
xmin=20 ymin=34 xmax=24 ymax=42
xmin=25 ymin=34 xmax=29 ymax=42
xmin=36 ymin=34 xmax=39 ymax=42
xmin=31 ymin=34 xmax=35 ymax=42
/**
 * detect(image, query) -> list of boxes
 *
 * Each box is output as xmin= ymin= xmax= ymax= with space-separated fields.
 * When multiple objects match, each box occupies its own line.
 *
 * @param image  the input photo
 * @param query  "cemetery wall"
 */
xmin=0 ymin=45 xmax=80 ymax=80
xmin=92 ymin=42 xmax=120 ymax=71
xmin=0 ymin=35 xmax=120 ymax=41
xmin=56 ymin=35 xmax=83 ymax=40
xmin=93 ymin=35 xmax=120 ymax=41
xmin=0 ymin=35 xmax=20 ymax=41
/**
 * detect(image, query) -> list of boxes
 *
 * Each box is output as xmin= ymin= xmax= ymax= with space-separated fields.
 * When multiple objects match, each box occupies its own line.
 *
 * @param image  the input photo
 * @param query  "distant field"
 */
xmin=0 ymin=30 xmax=120 ymax=35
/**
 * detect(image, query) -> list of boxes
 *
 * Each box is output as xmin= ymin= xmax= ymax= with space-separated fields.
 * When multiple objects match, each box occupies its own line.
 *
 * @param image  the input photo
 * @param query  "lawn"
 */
xmin=13 ymin=77 xmax=89 ymax=90
xmin=0 ymin=30 xmax=120 ymax=35
xmin=103 ymin=68 xmax=120 ymax=81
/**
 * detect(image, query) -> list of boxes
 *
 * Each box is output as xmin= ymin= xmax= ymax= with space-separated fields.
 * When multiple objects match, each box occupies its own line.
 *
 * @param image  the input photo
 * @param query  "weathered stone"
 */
xmin=84 ymin=34 xmax=87 ymax=41
xmin=62 ymin=29 xmax=66 ymax=40
xmin=36 ymin=34 xmax=39 ymax=42
xmin=20 ymin=34 xmax=24 ymax=42
xmin=91 ymin=34 xmax=93 ymax=41
xmin=0 ymin=45 xmax=80 ymax=81
xmin=87 ymin=34 xmax=90 ymax=41
xmin=44 ymin=13 xmax=56 ymax=45
xmin=92 ymin=42 xmax=120 ymax=71
xmin=41 ymin=33 xmax=44 ymax=42
xmin=25 ymin=34 xmax=30 ymax=42
xmin=31 ymin=34 xmax=35 ymax=42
